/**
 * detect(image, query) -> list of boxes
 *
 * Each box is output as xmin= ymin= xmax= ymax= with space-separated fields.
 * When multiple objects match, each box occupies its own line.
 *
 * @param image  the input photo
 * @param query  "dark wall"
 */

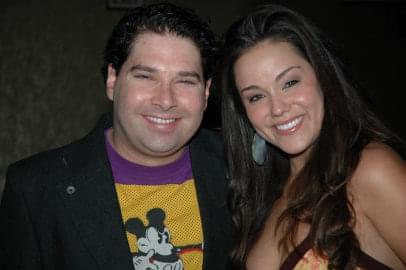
xmin=1 ymin=0 xmax=405 ymax=197
xmin=0 ymin=0 xmax=123 ymax=196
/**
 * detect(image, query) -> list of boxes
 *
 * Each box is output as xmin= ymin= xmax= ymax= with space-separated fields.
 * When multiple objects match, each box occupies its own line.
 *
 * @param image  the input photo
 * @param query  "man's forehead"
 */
xmin=124 ymin=31 xmax=204 ymax=73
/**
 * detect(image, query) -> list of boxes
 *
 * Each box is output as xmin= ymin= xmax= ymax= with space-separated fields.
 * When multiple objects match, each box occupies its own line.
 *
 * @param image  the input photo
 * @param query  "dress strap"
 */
xmin=280 ymin=236 xmax=313 ymax=270
xmin=280 ymin=235 xmax=394 ymax=270
xmin=357 ymin=250 xmax=393 ymax=270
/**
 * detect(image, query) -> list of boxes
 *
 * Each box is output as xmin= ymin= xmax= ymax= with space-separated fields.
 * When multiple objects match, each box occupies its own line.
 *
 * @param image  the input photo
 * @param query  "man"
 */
xmin=0 ymin=3 xmax=231 ymax=270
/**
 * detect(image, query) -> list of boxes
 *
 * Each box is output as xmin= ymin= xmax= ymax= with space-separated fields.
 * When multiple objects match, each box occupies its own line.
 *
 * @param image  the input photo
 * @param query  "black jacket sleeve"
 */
xmin=0 ymin=166 xmax=42 ymax=270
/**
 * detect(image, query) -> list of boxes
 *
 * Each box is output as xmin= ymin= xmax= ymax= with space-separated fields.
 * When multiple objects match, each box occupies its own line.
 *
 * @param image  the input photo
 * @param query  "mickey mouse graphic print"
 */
xmin=106 ymin=139 xmax=204 ymax=270
xmin=125 ymin=208 xmax=203 ymax=270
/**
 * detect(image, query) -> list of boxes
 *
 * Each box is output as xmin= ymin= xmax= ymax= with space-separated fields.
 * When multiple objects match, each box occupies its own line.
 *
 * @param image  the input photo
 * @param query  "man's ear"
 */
xmin=106 ymin=64 xmax=117 ymax=101
xmin=203 ymin=78 xmax=211 ymax=109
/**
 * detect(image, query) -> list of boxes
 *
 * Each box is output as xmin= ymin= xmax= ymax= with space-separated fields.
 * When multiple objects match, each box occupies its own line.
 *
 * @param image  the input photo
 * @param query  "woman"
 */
xmin=220 ymin=4 xmax=406 ymax=270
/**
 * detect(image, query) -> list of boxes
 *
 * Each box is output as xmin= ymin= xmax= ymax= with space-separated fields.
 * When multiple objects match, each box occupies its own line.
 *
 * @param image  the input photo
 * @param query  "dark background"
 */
xmin=1 ymin=0 xmax=405 ymax=198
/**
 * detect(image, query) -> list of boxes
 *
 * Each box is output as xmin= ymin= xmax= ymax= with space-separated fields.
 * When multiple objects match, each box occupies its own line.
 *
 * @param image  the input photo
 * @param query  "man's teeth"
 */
xmin=147 ymin=116 xmax=176 ymax=124
xmin=276 ymin=117 xmax=302 ymax=131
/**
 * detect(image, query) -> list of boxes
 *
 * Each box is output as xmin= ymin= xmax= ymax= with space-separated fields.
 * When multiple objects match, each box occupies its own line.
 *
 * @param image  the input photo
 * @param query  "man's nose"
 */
xmin=151 ymin=83 xmax=177 ymax=111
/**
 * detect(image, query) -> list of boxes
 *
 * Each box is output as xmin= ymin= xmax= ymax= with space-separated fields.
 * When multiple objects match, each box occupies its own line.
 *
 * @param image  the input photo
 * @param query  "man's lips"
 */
xmin=145 ymin=115 xmax=177 ymax=124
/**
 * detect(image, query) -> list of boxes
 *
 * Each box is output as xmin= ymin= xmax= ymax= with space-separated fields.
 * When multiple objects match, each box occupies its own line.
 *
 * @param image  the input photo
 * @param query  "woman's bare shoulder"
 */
xmin=351 ymin=143 xmax=406 ymax=205
xmin=351 ymin=142 xmax=405 ymax=195
xmin=349 ymin=142 xmax=406 ymax=263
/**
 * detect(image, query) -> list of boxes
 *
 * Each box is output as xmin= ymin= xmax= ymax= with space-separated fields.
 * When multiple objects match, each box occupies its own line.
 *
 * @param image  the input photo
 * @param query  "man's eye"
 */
xmin=134 ymin=74 xmax=150 ymax=79
xmin=179 ymin=80 xmax=197 ymax=85
xmin=283 ymin=80 xmax=299 ymax=89
xmin=248 ymin=94 xmax=264 ymax=103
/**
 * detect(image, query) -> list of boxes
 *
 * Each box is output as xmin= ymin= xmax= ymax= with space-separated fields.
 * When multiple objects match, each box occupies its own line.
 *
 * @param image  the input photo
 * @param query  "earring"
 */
xmin=252 ymin=133 xmax=267 ymax=166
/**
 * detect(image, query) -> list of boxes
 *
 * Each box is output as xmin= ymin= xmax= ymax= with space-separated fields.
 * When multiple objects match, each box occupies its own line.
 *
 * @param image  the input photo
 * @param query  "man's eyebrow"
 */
xmin=129 ymin=64 xmax=156 ymax=73
xmin=128 ymin=65 xmax=202 ymax=81
xmin=275 ymin=65 xmax=301 ymax=82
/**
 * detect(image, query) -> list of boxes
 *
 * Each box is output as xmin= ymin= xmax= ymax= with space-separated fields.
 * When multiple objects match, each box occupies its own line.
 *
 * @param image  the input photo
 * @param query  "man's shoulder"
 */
xmin=6 ymin=138 xmax=83 ymax=187
xmin=7 ymin=114 xmax=110 ymax=179
xmin=7 ymin=128 xmax=105 ymax=188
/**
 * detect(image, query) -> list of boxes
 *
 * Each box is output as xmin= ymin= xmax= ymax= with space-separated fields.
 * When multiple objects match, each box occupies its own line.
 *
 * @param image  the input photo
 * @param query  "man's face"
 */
xmin=106 ymin=32 xmax=210 ymax=166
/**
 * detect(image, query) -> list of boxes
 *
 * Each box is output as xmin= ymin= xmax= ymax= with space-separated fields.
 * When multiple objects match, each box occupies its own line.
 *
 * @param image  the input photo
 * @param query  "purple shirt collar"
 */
xmin=105 ymin=129 xmax=193 ymax=185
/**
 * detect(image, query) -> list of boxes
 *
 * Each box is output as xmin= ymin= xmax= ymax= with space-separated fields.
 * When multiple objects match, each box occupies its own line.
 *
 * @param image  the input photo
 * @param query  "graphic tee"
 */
xmin=105 ymin=133 xmax=203 ymax=270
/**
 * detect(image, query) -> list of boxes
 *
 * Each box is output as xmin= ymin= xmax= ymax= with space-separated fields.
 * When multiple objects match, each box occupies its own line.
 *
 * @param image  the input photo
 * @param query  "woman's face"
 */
xmin=234 ymin=40 xmax=324 ymax=167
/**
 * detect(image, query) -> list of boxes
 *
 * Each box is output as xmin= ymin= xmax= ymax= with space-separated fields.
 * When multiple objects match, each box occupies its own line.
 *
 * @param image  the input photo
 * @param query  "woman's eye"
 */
xmin=283 ymin=80 xmax=299 ymax=89
xmin=248 ymin=94 xmax=264 ymax=103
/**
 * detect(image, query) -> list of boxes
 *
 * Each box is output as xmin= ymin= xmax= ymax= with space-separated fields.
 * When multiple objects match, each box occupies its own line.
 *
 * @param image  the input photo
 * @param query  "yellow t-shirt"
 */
xmin=106 ymin=137 xmax=203 ymax=270
xmin=116 ymin=180 xmax=203 ymax=270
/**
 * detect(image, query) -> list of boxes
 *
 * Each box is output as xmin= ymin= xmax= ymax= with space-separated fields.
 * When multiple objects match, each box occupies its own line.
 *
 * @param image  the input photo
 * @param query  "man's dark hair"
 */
xmin=101 ymin=2 xmax=218 ymax=83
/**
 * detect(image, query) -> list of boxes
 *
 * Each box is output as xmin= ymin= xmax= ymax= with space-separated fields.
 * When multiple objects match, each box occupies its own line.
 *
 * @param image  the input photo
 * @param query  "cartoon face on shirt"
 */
xmin=125 ymin=207 xmax=204 ymax=269
xmin=137 ymin=226 xmax=173 ymax=256
xmin=126 ymin=208 xmax=184 ymax=270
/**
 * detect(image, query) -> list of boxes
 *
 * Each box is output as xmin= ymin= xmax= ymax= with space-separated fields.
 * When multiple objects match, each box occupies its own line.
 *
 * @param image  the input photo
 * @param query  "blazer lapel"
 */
xmin=189 ymin=130 xmax=231 ymax=270
xmin=56 ymin=117 xmax=134 ymax=270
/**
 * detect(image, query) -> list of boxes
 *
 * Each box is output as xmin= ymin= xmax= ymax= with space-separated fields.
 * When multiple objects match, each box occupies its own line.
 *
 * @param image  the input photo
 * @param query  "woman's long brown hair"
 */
xmin=220 ymin=4 xmax=405 ymax=269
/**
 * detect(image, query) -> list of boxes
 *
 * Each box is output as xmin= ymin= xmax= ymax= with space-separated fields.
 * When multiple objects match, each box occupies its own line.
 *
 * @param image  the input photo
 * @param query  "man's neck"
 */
xmin=105 ymin=128 xmax=186 ymax=167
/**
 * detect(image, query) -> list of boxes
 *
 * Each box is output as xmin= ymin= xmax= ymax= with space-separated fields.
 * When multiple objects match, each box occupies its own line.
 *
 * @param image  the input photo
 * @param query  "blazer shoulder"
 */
xmin=9 ymin=144 xmax=61 ymax=171
xmin=6 ymin=113 xmax=109 ymax=182
xmin=6 ymin=131 xmax=96 ymax=189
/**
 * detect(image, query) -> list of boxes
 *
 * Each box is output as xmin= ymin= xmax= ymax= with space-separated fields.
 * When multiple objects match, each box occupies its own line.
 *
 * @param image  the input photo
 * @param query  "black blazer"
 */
xmin=0 ymin=115 xmax=231 ymax=270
